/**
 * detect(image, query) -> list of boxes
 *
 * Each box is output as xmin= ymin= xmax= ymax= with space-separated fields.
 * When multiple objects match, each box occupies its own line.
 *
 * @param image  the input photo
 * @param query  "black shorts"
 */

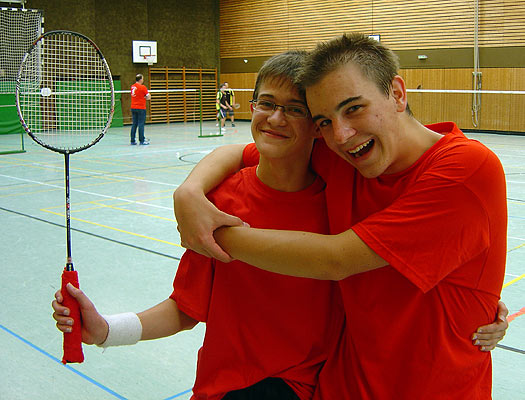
xmin=226 ymin=109 xmax=235 ymax=117
xmin=222 ymin=377 xmax=299 ymax=400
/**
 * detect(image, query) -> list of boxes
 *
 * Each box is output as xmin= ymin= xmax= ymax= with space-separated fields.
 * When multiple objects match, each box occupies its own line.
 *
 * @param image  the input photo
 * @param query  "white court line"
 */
xmin=509 ymin=236 xmax=525 ymax=241
xmin=112 ymin=148 xmax=214 ymax=157
xmin=22 ymin=162 xmax=183 ymax=187
xmin=0 ymin=173 xmax=176 ymax=210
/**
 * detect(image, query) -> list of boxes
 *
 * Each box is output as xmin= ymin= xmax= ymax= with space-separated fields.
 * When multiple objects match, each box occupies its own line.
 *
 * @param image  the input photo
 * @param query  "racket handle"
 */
xmin=61 ymin=269 xmax=84 ymax=364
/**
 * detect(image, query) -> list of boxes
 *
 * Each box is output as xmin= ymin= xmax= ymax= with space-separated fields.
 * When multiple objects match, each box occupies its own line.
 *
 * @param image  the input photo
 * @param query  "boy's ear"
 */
xmin=391 ymin=75 xmax=408 ymax=113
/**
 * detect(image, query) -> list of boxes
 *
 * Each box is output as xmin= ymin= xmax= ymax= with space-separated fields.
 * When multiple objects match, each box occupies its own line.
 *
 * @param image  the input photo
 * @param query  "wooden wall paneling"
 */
xmin=481 ymin=68 xmax=511 ymax=131
xmin=149 ymin=67 xmax=218 ymax=123
xmin=440 ymin=69 xmax=472 ymax=129
xmin=220 ymin=0 xmax=525 ymax=58
xmin=410 ymin=68 xmax=446 ymax=125
xmin=402 ymin=69 xmax=424 ymax=122
xmin=509 ymin=68 xmax=525 ymax=132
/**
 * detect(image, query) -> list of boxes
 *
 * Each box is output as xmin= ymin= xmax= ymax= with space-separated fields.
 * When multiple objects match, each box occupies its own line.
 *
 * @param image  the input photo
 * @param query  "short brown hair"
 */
xmin=135 ymin=74 xmax=143 ymax=82
xmin=253 ymin=50 xmax=308 ymax=101
xmin=297 ymin=33 xmax=399 ymax=97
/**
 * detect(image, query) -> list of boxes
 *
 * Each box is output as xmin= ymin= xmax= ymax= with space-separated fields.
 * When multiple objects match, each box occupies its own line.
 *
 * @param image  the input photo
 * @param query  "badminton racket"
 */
xmin=233 ymin=103 xmax=240 ymax=109
xmin=15 ymin=30 xmax=114 ymax=364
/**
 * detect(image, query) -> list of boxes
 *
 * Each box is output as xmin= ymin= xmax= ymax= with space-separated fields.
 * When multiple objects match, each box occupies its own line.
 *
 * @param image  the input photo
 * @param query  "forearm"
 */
xmin=138 ymin=299 xmax=197 ymax=340
xmin=214 ymin=226 xmax=387 ymax=280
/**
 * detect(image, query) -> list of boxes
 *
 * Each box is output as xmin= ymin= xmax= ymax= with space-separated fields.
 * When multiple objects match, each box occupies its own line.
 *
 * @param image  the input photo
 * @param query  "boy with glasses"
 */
xmin=53 ymin=51 xmax=344 ymax=400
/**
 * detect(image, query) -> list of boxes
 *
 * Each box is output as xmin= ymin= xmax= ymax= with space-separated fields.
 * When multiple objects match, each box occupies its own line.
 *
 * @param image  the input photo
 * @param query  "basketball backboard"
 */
xmin=132 ymin=40 xmax=157 ymax=64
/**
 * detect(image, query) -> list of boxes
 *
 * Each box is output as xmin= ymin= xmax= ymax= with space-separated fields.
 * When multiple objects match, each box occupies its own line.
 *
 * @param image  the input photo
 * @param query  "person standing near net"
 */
xmin=130 ymin=73 xmax=151 ymax=145
xmin=216 ymin=83 xmax=229 ymax=133
xmin=224 ymin=82 xmax=236 ymax=127
xmin=52 ymin=51 xmax=345 ymax=399
xmin=174 ymin=33 xmax=509 ymax=399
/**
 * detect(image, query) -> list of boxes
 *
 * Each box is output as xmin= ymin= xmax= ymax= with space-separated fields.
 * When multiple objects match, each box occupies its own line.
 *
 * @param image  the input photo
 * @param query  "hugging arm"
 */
xmin=472 ymin=300 xmax=509 ymax=351
xmin=213 ymin=225 xmax=387 ymax=280
xmin=173 ymin=144 xmax=247 ymax=262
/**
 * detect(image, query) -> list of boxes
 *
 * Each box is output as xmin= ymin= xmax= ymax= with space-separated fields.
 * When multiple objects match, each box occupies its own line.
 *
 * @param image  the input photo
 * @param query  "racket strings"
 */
xmin=17 ymin=32 xmax=113 ymax=152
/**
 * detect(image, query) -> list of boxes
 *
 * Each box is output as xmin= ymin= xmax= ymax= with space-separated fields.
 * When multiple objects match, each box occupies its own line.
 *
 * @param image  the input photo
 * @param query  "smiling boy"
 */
xmin=53 ymin=51 xmax=343 ymax=400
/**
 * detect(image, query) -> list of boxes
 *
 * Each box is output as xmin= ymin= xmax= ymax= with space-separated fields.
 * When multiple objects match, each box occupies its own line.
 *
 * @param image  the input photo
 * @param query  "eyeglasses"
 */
xmin=249 ymin=99 xmax=309 ymax=118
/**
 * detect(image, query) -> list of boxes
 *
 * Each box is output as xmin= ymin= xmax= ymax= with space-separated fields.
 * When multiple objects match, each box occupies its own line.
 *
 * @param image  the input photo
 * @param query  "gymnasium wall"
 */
xmin=27 ymin=0 xmax=220 ymax=124
xmin=219 ymin=0 xmax=525 ymax=132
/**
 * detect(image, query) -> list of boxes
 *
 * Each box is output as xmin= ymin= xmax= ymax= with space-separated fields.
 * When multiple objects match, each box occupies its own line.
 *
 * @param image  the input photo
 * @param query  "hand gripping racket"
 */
xmin=15 ymin=30 xmax=114 ymax=363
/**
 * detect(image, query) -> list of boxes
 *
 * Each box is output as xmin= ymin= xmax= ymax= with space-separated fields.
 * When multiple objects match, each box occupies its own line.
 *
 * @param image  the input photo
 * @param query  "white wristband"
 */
xmin=98 ymin=312 xmax=142 ymax=348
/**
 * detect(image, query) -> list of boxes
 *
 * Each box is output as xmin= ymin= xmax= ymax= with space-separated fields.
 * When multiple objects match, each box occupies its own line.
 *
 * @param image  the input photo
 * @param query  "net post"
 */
xmin=20 ymin=129 xmax=25 ymax=151
xmin=198 ymin=88 xmax=223 ymax=138
xmin=199 ymin=89 xmax=202 ymax=137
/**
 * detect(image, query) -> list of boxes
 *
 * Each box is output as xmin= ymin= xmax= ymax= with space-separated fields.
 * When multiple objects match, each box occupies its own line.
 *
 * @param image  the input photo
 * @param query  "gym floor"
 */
xmin=0 ymin=121 xmax=523 ymax=399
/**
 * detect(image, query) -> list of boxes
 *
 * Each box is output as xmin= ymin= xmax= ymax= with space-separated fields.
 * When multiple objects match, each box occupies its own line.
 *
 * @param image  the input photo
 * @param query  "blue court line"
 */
xmin=163 ymin=388 xmax=193 ymax=400
xmin=0 ymin=323 xmax=127 ymax=400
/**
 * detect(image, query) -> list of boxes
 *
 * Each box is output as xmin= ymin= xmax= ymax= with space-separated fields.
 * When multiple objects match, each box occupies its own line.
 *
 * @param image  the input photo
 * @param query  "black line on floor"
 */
xmin=0 ymin=206 xmax=181 ymax=261
xmin=496 ymin=344 xmax=525 ymax=355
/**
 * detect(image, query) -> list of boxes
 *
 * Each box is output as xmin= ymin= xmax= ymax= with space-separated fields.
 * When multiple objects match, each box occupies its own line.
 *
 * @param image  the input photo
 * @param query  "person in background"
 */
xmin=130 ymin=73 xmax=151 ymax=145
xmin=216 ymin=83 xmax=229 ymax=133
xmin=224 ymin=82 xmax=236 ymax=127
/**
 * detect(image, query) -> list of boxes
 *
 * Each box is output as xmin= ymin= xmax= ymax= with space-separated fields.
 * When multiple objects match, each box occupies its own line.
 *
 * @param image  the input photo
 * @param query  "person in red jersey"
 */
xmin=52 ymin=51 xmax=344 ymax=400
xmin=130 ymin=73 xmax=151 ymax=145
xmin=173 ymin=33 xmax=509 ymax=399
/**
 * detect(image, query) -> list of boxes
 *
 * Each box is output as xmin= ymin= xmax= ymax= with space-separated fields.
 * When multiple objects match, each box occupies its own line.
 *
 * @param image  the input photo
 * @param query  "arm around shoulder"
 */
xmin=214 ymin=225 xmax=388 ymax=280
xmin=173 ymin=144 xmax=248 ymax=261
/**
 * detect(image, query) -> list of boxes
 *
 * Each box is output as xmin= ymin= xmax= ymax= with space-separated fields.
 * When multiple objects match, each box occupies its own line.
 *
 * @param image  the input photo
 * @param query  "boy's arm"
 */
xmin=138 ymin=298 xmax=197 ymax=340
xmin=213 ymin=225 xmax=387 ymax=280
xmin=52 ymin=285 xmax=197 ymax=345
xmin=173 ymin=144 xmax=247 ymax=262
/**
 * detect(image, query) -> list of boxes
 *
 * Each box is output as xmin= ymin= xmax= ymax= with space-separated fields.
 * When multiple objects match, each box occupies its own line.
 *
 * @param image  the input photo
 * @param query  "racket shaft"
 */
xmin=61 ymin=269 xmax=84 ymax=363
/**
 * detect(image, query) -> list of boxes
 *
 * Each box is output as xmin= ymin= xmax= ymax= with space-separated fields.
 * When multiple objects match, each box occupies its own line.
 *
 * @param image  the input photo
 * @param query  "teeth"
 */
xmin=348 ymin=139 xmax=372 ymax=154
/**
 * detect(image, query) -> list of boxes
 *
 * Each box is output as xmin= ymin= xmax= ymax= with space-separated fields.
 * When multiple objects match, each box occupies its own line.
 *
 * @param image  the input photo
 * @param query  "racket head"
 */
xmin=234 ymin=103 xmax=240 ymax=109
xmin=15 ymin=30 xmax=114 ymax=155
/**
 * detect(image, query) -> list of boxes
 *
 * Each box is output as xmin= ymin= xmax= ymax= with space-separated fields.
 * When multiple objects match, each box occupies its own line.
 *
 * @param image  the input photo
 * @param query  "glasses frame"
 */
xmin=249 ymin=99 xmax=309 ymax=119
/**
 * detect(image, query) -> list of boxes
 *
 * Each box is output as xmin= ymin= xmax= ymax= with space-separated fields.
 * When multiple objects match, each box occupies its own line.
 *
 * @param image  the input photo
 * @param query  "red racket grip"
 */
xmin=61 ymin=269 xmax=84 ymax=364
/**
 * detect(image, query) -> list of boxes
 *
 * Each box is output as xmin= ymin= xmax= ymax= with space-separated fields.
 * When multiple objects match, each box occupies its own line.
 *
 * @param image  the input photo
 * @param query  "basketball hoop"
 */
xmin=143 ymin=55 xmax=155 ymax=66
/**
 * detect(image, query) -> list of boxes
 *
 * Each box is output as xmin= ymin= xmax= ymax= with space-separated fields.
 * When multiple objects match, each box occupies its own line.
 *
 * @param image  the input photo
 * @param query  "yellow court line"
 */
xmin=44 ymin=210 xmax=182 ymax=248
xmin=503 ymin=273 xmax=525 ymax=289
xmin=507 ymin=242 xmax=525 ymax=252
xmin=97 ymin=204 xmax=175 ymax=221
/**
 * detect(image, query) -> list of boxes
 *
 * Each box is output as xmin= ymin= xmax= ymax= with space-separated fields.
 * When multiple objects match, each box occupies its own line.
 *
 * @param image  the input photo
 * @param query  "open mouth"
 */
xmin=348 ymin=139 xmax=374 ymax=158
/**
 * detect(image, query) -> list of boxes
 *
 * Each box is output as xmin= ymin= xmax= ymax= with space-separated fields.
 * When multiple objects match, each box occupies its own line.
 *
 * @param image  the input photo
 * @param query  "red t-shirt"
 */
xmin=171 ymin=165 xmax=344 ymax=400
xmin=130 ymin=82 xmax=148 ymax=109
xmin=244 ymin=122 xmax=507 ymax=399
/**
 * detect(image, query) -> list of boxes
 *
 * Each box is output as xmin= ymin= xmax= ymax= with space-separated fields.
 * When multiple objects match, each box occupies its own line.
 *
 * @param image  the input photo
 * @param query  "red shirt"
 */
xmin=244 ymin=122 xmax=507 ymax=399
xmin=130 ymin=82 xmax=148 ymax=109
xmin=171 ymin=165 xmax=343 ymax=400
